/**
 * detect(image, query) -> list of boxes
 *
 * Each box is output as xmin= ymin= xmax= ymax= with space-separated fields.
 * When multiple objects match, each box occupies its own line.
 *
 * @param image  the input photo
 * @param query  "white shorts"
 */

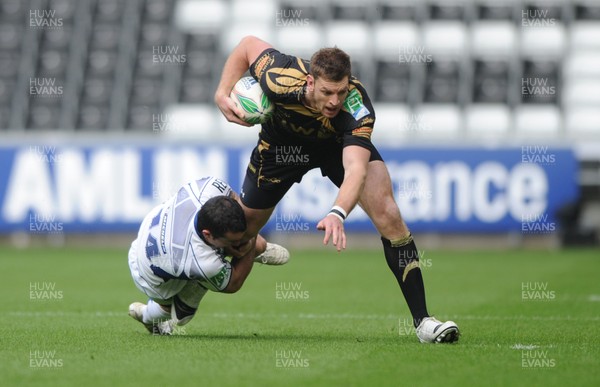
xmin=128 ymin=239 xmax=208 ymax=308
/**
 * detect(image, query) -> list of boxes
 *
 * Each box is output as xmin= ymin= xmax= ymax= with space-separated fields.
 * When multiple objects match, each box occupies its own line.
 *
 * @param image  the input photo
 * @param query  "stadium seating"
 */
xmin=275 ymin=25 xmax=322 ymax=58
xmin=0 ymin=0 xmax=597 ymax=142
xmin=465 ymin=104 xmax=511 ymax=135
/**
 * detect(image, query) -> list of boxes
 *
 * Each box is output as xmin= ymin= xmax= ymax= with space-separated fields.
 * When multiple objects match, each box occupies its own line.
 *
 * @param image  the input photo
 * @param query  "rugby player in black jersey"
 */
xmin=215 ymin=36 xmax=459 ymax=343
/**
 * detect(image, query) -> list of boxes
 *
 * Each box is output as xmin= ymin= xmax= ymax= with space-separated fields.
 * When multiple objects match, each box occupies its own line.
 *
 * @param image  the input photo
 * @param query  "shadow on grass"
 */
xmin=130 ymin=331 xmax=438 ymax=346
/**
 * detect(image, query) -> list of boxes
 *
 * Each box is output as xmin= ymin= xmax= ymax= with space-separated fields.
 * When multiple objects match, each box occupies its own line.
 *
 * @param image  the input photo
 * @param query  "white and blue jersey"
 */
xmin=128 ymin=176 xmax=234 ymax=299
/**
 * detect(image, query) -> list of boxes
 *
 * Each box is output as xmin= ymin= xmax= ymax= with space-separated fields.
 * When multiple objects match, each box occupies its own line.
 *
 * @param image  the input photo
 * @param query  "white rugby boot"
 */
xmin=128 ymin=302 xmax=173 ymax=335
xmin=254 ymin=243 xmax=290 ymax=265
xmin=416 ymin=317 xmax=460 ymax=343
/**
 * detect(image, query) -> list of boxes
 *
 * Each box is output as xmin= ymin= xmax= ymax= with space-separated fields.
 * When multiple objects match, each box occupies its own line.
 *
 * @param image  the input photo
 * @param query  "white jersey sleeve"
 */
xmin=187 ymin=230 xmax=233 ymax=292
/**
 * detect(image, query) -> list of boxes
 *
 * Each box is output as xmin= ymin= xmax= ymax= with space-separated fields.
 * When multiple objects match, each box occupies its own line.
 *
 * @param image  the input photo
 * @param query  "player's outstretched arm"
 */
xmin=221 ymin=239 xmax=256 ymax=293
xmin=214 ymin=35 xmax=273 ymax=127
xmin=317 ymin=146 xmax=370 ymax=252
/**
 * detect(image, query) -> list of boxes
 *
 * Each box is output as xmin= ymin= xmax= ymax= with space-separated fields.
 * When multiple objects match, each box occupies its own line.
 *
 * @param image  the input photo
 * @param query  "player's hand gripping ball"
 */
xmin=230 ymin=76 xmax=274 ymax=125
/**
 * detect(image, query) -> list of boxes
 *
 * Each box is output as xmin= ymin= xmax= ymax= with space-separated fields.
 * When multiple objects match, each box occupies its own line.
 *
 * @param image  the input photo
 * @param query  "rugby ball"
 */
xmin=230 ymin=76 xmax=274 ymax=125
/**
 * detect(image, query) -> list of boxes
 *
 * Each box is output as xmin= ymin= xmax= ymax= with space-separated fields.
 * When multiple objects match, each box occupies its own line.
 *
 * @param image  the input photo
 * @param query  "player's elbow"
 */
xmin=237 ymin=35 xmax=272 ymax=64
xmin=239 ymin=35 xmax=266 ymax=48
xmin=222 ymin=278 xmax=245 ymax=293
xmin=237 ymin=35 xmax=260 ymax=55
xmin=239 ymin=35 xmax=258 ymax=45
xmin=222 ymin=284 xmax=241 ymax=294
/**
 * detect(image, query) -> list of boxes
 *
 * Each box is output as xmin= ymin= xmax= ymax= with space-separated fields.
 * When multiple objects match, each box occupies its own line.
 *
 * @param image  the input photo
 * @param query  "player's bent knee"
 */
xmin=367 ymin=196 xmax=400 ymax=221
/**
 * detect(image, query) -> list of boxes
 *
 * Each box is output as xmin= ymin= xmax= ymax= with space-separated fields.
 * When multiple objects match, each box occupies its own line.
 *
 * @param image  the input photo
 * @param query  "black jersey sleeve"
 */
xmin=249 ymin=48 xmax=309 ymax=103
xmin=336 ymin=79 xmax=376 ymax=149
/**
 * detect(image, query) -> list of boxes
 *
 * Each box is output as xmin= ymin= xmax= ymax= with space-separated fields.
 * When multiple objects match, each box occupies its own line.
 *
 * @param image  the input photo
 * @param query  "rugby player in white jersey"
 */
xmin=128 ymin=176 xmax=288 ymax=334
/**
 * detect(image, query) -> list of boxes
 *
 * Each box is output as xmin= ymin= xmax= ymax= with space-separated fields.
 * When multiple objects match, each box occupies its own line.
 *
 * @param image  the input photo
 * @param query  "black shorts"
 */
xmin=241 ymin=137 xmax=383 ymax=209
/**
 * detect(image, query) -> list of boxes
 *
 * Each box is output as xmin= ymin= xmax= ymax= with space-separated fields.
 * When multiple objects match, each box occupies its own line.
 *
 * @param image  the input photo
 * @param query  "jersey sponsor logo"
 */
xmin=343 ymin=89 xmax=370 ymax=121
xmin=210 ymin=265 xmax=230 ymax=289
xmin=281 ymin=118 xmax=315 ymax=136
xmin=360 ymin=117 xmax=374 ymax=127
xmin=254 ymin=53 xmax=275 ymax=79
xmin=351 ymin=127 xmax=373 ymax=139
xmin=272 ymin=104 xmax=336 ymax=139
xmin=160 ymin=213 xmax=168 ymax=254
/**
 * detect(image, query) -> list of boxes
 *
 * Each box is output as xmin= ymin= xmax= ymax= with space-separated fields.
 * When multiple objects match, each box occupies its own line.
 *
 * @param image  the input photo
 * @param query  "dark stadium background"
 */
xmin=1 ymin=0 xmax=598 ymax=248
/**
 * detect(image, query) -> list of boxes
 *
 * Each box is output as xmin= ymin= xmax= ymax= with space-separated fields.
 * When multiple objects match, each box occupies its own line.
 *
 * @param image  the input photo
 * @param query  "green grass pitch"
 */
xmin=1 ymin=246 xmax=599 ymax=386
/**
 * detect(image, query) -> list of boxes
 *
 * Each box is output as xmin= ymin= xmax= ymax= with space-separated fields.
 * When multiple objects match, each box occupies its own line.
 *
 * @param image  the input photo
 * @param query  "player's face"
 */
xmin=204 ymin=230 xmax=247 ymax=250
xmin=307 ymin=75 xmax=349 ymax=118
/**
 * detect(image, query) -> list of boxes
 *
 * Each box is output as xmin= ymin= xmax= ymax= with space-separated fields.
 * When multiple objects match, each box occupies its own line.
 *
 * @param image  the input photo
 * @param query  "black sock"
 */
xmin=381 ymin=235 xmax=429 ymax=327
xmin=173 ymin=295 xmax=197 ymax=320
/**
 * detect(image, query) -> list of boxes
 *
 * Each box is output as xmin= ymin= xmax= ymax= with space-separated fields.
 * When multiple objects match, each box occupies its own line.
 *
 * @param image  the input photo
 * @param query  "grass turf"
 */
xmin=1 ymin=246 xmax=599 ymax=386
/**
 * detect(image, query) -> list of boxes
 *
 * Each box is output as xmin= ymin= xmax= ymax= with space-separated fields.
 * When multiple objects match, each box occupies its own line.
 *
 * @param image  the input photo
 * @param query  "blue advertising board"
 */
xmin=0 ymin=144 xmax=578 ymax=234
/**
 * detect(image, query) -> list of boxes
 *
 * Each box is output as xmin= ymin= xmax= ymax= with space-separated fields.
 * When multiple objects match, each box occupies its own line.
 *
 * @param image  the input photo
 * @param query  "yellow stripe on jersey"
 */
xmin=295 ymin=57 xmax=308 ymax=73
xmin=266 ymin=67 xmax=306 ymax=96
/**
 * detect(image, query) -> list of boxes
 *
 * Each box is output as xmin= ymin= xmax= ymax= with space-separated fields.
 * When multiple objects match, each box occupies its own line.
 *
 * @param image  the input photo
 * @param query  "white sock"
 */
xmin=142 ymin=299 xmax=171 ymax=324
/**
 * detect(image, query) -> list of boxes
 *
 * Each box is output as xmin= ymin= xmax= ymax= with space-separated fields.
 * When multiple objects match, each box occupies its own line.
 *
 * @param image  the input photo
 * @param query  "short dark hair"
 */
xmin=309 ymin=47 xmax=351 ymax=82
xmin=196 ymin=196 xmax=246 ymax=239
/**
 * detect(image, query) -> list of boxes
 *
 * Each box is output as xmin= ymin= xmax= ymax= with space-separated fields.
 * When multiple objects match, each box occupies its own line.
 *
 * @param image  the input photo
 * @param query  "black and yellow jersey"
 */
xmin=249 ymin=48 xmax=376 ymax=150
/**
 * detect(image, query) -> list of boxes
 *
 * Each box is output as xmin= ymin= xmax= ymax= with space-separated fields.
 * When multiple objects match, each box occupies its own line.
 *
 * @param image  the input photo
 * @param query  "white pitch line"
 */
xmin=509 ymin=344 xmax=557 ymax=350
xmin=448 ymin=314 xmax=600 ymax=322
xmin=511 ymin=344 xmax=540 ymax=350
xmin=5 ymin=311 xmax=600 ymax=321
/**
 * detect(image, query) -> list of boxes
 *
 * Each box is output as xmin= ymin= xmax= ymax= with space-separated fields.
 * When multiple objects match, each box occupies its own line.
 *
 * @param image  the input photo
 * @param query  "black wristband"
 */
xmin=329 ymin=208 xmax=346 ymax=220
